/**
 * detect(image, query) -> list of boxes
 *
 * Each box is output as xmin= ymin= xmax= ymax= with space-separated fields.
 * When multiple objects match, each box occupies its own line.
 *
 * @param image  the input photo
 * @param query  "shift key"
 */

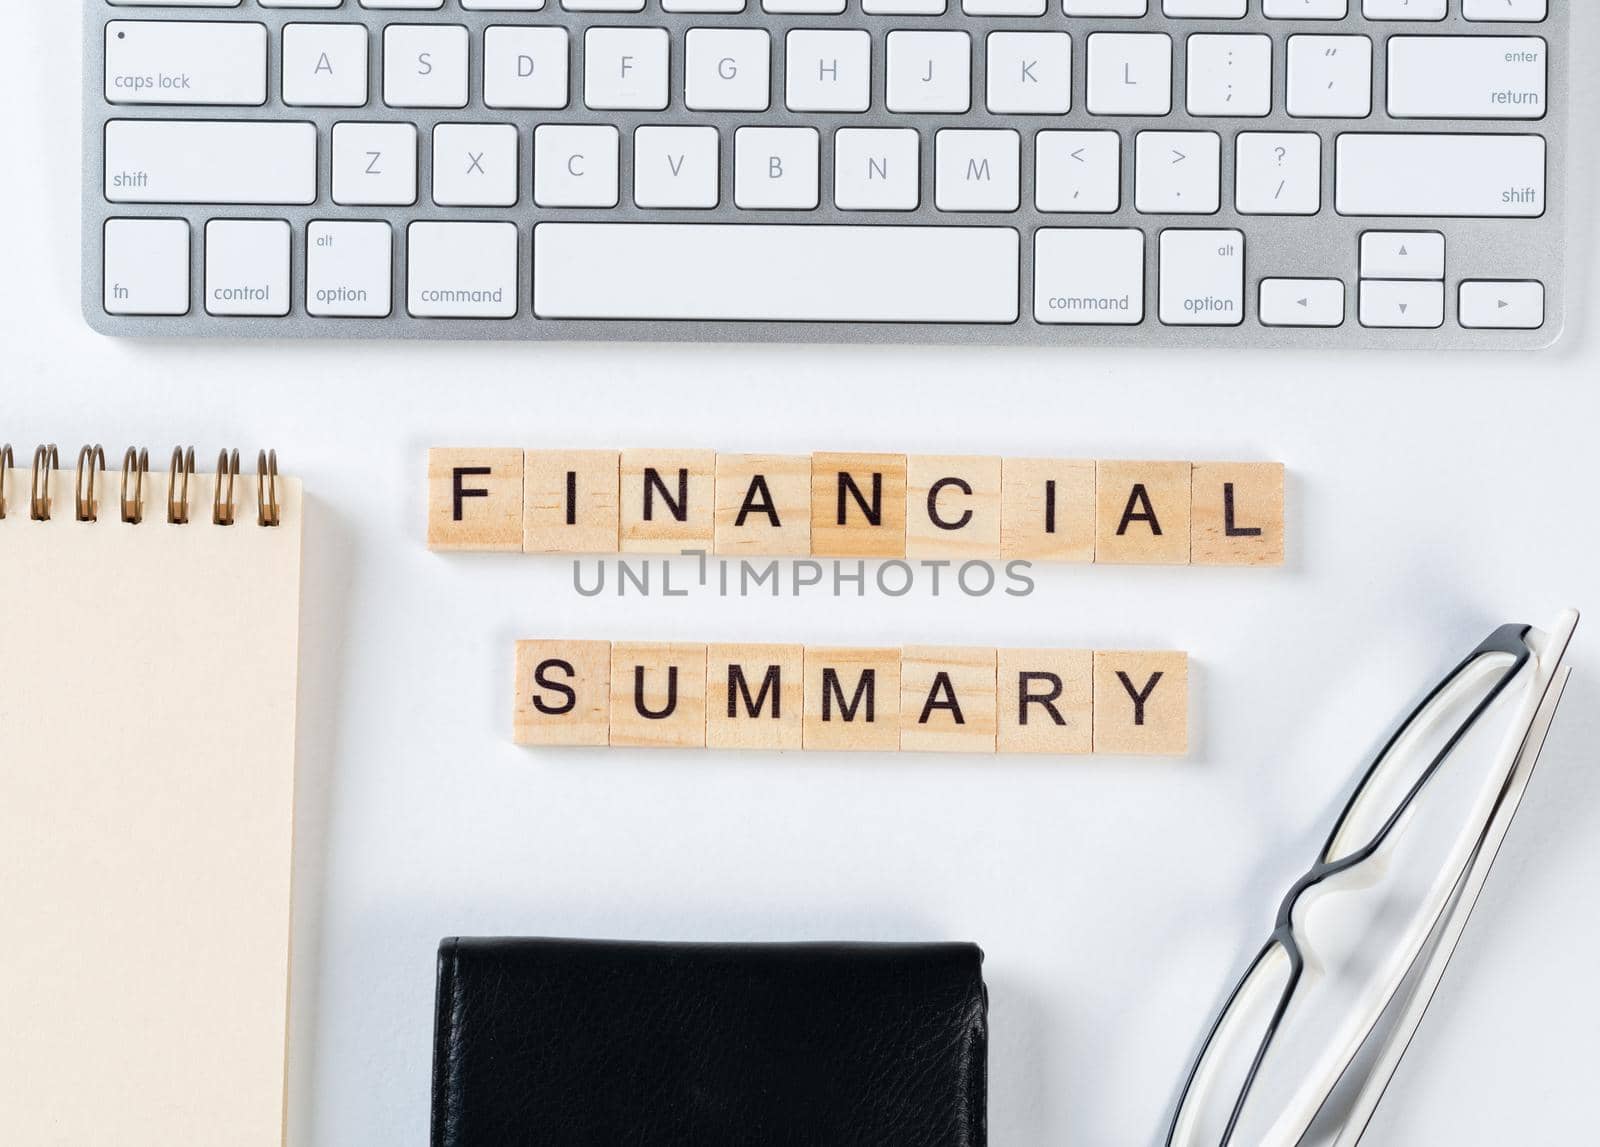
xmin=106 ymin=120 xmax=317 ymax=204
xmin=1336 ymin=134 xmax=1544 ymax=218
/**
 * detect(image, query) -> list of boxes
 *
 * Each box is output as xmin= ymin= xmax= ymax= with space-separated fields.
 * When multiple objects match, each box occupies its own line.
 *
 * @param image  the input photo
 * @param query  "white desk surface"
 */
xmin=6 ymin=7 xmax=1598 ymax=1144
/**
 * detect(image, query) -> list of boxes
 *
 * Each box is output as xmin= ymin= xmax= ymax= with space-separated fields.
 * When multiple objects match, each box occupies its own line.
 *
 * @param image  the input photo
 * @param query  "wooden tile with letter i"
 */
xmin=706 ymin=644 xmax=804 ymax=750
xmin=997 ymin=649 xmax=1092 ymax=755
xmin=803 ymin=647 xmax=902 ymax=752
xmin=1093 ymin=650 xmax=1188 ymax=756
xmin=810 ymin=453 xmax=907 ymax=559
xmin=514 ymin=640 xmax=611 ymax=747
xmin=610 ymin=642 xmax=708 ymax=749
xmin=900 ymin=646 xmax=997 ymax=754
xmin=1095 ymin=461 xmax=1192 ymax=565
xmin=1000 ymin=458 xmax=1096 ymax=563
xmin=1191 ymin=462 xmax=1285 ymax=567
xmin=906 ymin=456 xmax=1002 ymax=560
xmin=714 ymin=455 xmax=812 ymax=556
xmin=524 ymin=450 xmax=620 ymax=554
xmin=427 ymin=448 xmax=524 ymax=551
xmin=619 ymin=449 xmax=715 ymax=553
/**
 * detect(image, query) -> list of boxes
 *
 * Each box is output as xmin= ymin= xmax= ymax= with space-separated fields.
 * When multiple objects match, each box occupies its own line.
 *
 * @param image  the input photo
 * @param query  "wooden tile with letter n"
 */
xmin=1000 ymin=458 xmax=1096 ymax=563
xmin=514 ymin=640 xmax=611 ymax=747
xmin=1095 ymin=460 xmax=1193 ymax=565
xmin=427 ymin=448 xmax=524 ymax=551
xmin=900 ymin=646 xmax=997 ymax=754
xmin=619 ymin=449 xmax=715 ymax=553
xmin=810 ymin=453 xmax=908 ymax=559
xmin=803 ymin=646 xmax=902 ymax=752
xmin=1093 ymin=650 xmax=1189 ymax=756
xmin=610 ymin=642 xmax=708 ymax=749
xmin=524 ymin=450 xmax=620 ymax=554
xmin=1191 ymin=462 xmax=1285 ymax=567
xmin=997 ymin=649 xmax=1093 ymax=755
xmin=714 ymin=455 xmax=812 ymax=557
xmin=706 ymin=644 xmax=805 ymax=750
xmin=906 ymin=456 xmax=1003 ymax=560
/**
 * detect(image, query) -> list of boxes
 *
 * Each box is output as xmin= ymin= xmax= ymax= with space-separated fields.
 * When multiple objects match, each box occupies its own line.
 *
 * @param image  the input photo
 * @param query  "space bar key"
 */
xmin=533 ymin=223 xmax=1020 ymax=323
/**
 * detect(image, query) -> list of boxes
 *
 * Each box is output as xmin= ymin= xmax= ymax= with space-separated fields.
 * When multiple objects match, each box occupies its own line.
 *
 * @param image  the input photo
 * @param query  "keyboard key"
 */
xmin=533 ymin=124 xmax=620 ymax=206
xmin=1035 ymin=130 xmax=1120 ymax=212
xmin=1364 ymin=0 xmax=1444 ymax=17
xmin=105 ymin=21 xmax=266 ymax=106
xmin=1387 ymin=37 xmax=1546 ymax=120
xmin=1235 ymin=132 xmax=1320 ymax=215
xmin=1065 ymin=0 xmax=1147 ymax=11
xmin=633 ymin=125 xmax=720 ymax=208
xmin=985 ymin=32 xmax=1071 ymax=114
xmin=483 ymin=26 xmax=569 ymax=109
xmin=786 ymin=30 xmax=871 ymax=112
xmin=1164 ymin=0 xmax=1245 ymax=17
xmin=1135 ymin=131 xmax=1219 ymax=214
xmin=965 ymin=0 xmax=1044 ymax=14
xmin=103 ymin=219 xmax=190 ymax=316
xmin=408 ymin=221 xmax=518 ymax=317
xmin=205 ymin=219 xmax=290 ymax=317
xmin=564 ymin=0 xmax=645 ymax=10
xmin=764 ymin=0 xmax=845 ymax=10
xmin=433 ymin=123 xmax=519 ymax=207
xmin=105 ymin=119 xmax=316 ymax=204
xmin=584 ymin=27 xmax=669 ymax=110
xmin=685 ymin=29 xmax=770 ymax=111
xmin=333 ymin=122 xmax=418 ymax=205
xmin=1459 ymin=281 xmax=1544 ymax=329
xmin=1360 ymin=231 xmax=1443 ymax=279
xmin=282 ymin=23 xmax=368 ymax=106
xmin=664 ymin=0 xmax=746 ymax=9
xmin=1259 ymin=278 xmax=1344 ymax=327
xmin=1263 ymin=0 xmax=1345 ymax=16
xmin=1337 ymin=134 xmax=1545 ymax=217
xmin=1360 ymin=280 xmax=1443 ymax=328
xmin=532 ymin=224 xmax=1019 ymax=322
xmin=1159 ymin=229 xmax=1243 ymax=326
xmin=734 ymin=127 xmax=818 ymax=209
xmin=461 ymin=0 xmax=547 ymax=7
xmin=1086 ymin=33 xmax=1171 ymax=116
xmin=935 ymin=130 xmax=1020 ymax=212
xmin=384 ymin=24 xmax=468 ymax=107
xmin=864 ymin=0 xmax=945 ymax=11
xmin=1287 ymin=35 xmax=1371 ymax=118
xmin=1186 ymin=34 xmax=1270 ymax=117
xmin=886 ymin=32 xmax=971 ymax=114
xmin=307 ymin=221 xmax=393 ymax=318
xmin=834 ymin=129 xmax=920 ymax=211
xmin=1034 ymin=228 xmax=1144 ymax=324
xmin=1463 ymin=0 xmax=1545 ymax=19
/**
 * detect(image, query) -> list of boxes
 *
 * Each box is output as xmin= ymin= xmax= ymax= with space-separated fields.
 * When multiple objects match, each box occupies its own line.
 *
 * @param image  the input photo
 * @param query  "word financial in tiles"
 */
xmin=515 ymin=642 xmax=1188 ymax=757
xmin=429 ymin=449 xmax=1284 ymax=566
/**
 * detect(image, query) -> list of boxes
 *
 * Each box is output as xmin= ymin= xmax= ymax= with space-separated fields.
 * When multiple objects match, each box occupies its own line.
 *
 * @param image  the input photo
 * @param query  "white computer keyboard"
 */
xmin=84 ymin=0 xmax=1566 ymax=346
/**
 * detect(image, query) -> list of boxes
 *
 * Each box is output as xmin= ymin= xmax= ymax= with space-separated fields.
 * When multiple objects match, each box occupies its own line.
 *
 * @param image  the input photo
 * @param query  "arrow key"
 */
xmin=1360 ymin=280 xmax=1444 ymax=329
xmin=1361 ymin=231 xmax=1444 ymax=280
xmin=1459 ymin=280 xmax=1544 ymax=330
xmin=1260 ymin=278 xmax=1344 ymax=328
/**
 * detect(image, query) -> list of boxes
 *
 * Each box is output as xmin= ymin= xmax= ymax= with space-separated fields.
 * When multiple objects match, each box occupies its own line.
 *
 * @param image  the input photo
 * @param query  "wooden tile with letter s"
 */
xmin=706 ymin=643 xmax=805 ymax=750
xmin=1191 ymin=462 xmax=1284 ymax=567
xmin=810 ymin=453 xmax=908 ymax=559
xmin=513 ymin=640 xmax=611 ymax=747
xmin=906 ymin=455 xmax=1002 ymax=560
xmin=427 ymin=447 xmax=524 ymax=551
xmin=609 ymin=642 xmax=708 ymax=749
xmin=803 ymin=646 xmax=902 ymax=752
xmin=1095 ymin=460 xmax=1192 ymax=565
xmin=1093 ymin=650 xmax=1188 ymax=756
xmin=900 ymin=646 xmax=998 ymax=754
xmin=714 ymin=454 xmax=812 ymax=557
xmin=996 ymin=648 xmax=1093 ymax=755
xmin=999 ymin=458 xmax=1096 ymax=563
xmin=524 ymin=450 xmax=620 ymax=554
xmin=619 ymin=449 xmax=715 ymax=553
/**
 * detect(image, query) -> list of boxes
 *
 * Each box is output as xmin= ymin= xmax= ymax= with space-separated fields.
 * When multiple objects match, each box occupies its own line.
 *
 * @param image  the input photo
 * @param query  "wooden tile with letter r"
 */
xmin=1093 ymin=650 xmax=1188 ymax=756
xmin=427 ymin=448 xmax=524 ymax=551
xmin=610 ymin=642 xmax=708 ymax=749
xmin=1095 ymin=460 xmax=1192 ymax=565
xmin=996 ymin=648 xmax=1092 ymax=755
xmin=514 ymin=640 xmax=611 ymax=747
xmin=1000 ymin=458 xmax=1096 ymax=563
xmin=706 ymin=644 xmax=804 ymax=750
xmin=906 ymin=455 xmax=1002 ymax=560
xmin=810 ymin=453 xmax=907 ymax=559
xmin=803 ymin=646 xmax=902 ymax=752
xmin=524 ymin=450 xmax=620 ymax=554
xmin=1191 ymin=462 xmax=1285 ymax=567
xmin=619 ymin=449 xmax=715 ymax=553
xmin=900 ymin=646 xmax=997 ymax=754
xmin=714 ymin=454 xmax=812 ymax=557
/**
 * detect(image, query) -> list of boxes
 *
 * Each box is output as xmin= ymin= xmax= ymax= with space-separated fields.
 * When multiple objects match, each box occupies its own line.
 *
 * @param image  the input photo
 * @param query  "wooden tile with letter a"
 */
xmin=427 ymin=448 xmax=524 ymax=552
xmin=619 ymin=450 xmax=715 ymax=553
xmin=906 ymin=456 xmax=1003 ymax=560
xmin=1095 ymin=461 xmax=1193 ymax=565
xmin=714 ymin=455 xmax=812 ymax=557
xmin=1000 ymin=458 xmax=1096 ymax=563
xmin=706 ymin=644 xmax=805 ymax=750
xmin=1093 ymin=650 xmax=1189 ymax=756
xmin=1190 ymin=462 xmax=1285 ymax=567
xmin=997 ymin=648 xmax=1093 ymax=754
xmin=900 ymin=646 xmax=998 ymax=753
xmin=610 ymin=642 xmax=708 ymax=748
xmin=810 ymin=453 xmax=908 ymax=559
xmin=514 ymin=640 xmax=611 ymax=747
xmin=524 ymin=450 xmax=620 ymax=554
xmin=803 ymin=646 xmax=902 ymax=752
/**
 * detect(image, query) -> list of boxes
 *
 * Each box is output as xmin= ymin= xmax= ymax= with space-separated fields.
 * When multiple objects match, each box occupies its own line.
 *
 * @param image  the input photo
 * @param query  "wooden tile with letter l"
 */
xmin=803 ymin=646 xmax=902 ymax=752
xmin=1093 ymin=650 xmax=1189 ymax=756
xmin=1095 ymin=460 xmax=1192 ymax=565
xmin=1191 ymin=462 xmax=1285 ymax=567
xmin=427 ymin=448 xmax=524 ymax=552
xmin=619 ymin=449 xmax=715 ymax=554
xmin=906 ymin=456 xmax=1002 ymax=560
xmin=1000 ymin=458 xmax=1096 ymax=563
xmin=524 ymin=450 xmax=620 ymax=554
xmin=810 ymin=453 xmax=908 ymax=559
xmin=513 ymin=640 xmax=611 ymax=747
xmin=609 ymin=642 xmax=708 ymax=749
xmin=714 ymin=455 xmax=812 ymax=557
xmin=996 ymin=649 xmax=1093 ymax=755
xmin=900 ymin=646 xmax=997 ymax=754
xmin=706 ymin=644 xmax=805 ymax=751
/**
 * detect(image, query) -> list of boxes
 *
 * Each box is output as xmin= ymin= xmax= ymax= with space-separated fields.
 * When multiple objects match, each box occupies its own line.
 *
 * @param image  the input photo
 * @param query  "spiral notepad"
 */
xmin=0 ymin=445 xmax=302 ymax=1147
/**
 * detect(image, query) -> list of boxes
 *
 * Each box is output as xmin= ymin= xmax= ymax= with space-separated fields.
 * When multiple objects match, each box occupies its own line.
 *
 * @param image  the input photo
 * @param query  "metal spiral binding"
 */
xmin=168 ymin=447 xmax=196 ymax=525
xmin=258 ymin=450 xmax=281 ymax=528
xmin=121 ymin=448 xmax=149 ymax=525
xmin=0 ymin=444 xmax=12 ymax=519
xmin=75 ymin=445 xmax=106 ymax=522
xmin=213 ymin=449 xmax=241 ymax=526
xmin=0 ymin=444 xmax=280 ymax=527
xmin=30 ymin=445 xmax=58 ymax=521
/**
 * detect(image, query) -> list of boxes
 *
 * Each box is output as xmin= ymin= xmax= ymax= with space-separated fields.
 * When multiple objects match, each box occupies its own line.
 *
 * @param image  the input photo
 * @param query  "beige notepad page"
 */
xmin=0 ymin=464 xmax=302 ymax=1146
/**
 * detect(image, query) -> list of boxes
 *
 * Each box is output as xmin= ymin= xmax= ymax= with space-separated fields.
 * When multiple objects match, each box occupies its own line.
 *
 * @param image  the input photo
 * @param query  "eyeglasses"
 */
xmin=1167 ymin=611 xmax=1578 ymax=1147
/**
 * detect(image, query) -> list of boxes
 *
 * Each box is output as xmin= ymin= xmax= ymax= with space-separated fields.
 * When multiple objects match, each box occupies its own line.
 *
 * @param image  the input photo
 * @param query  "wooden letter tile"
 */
xmin=714 ymin=455 xmax=812 ymax=557
xmin=1095 ymin=461 xmax=1193 ymax=565
xmin=609 ymin=642 xmax=708 ymax=748
xmin=619 ymin=450 xmax=715 ymax=553
xmin=1093 ymin=651 xmax=1189 ymax=756
xmin=906 ymin=456 xmax=1002 ymax=560
xmin=513 ymin=640 xmax=611 ymax=747
xmin=524 ymin=450 xmax=619 ymax=554
xmin=996 ymin=649 xmax=1093 ymax=755
xmin=427 ymin=448 xmax=524 ymax=552
xmin=899 ymin=646 xmax=997 ymax=754
xmin=810 ymin=453 xmax=907 ymax=559
xmin=803 ymin=647 xmax=902 ymax=752
xmin=706 ymin=644 xmax=805 ymax=750
xmin=1190 ymin=462 xmax=1285 ymax=567
xmin=1000 ymin=458 xmax=1096 ymax=563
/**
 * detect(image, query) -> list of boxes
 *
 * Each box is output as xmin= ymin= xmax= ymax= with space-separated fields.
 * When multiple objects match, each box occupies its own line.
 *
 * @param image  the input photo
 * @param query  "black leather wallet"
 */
xmin=432 ymin=937 xmax=988 ymax=1147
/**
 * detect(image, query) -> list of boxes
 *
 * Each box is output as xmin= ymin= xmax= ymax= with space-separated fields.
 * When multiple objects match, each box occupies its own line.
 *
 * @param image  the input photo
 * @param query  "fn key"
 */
xmin=104 ymin=218 xmax=190 ymax=316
